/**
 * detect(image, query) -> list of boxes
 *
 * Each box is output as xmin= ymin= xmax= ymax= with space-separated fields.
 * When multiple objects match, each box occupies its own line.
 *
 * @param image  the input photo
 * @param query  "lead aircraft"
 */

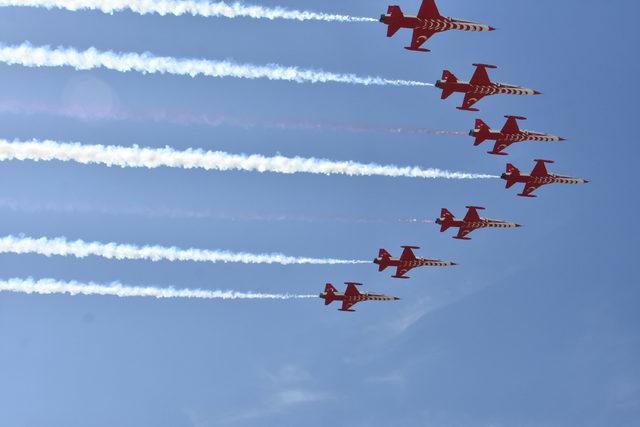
xmin=502 ymin=160 xmax=589 ymax=197
xmin=380 ymin=0 xmax=494 ymax=52
xmin=374 ymin=246 xmax=456 ymax=279
xmin=319 ymin=283 xmax=399 ymax=312
xmin=436 ymin=64 xmax=541 ymax=111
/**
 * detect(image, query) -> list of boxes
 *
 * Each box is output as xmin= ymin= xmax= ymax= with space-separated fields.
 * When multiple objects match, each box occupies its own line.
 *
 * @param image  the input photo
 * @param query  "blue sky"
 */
xmin=0 ymin=0 xmax=637 ymax=425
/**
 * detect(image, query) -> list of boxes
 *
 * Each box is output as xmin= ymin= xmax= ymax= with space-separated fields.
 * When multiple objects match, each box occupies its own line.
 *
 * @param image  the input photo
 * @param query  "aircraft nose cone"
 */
xmin=559 ymin=137 xmax=566 ymax=141
xmin=533 ymin=90 xmax=542 ymax=95
xmin=515 ymin=224 xmax=522 ymax=227
xmin=451 ymin=262 xmax=458 ymax=266
xmin=394 ymin=297 xmax=401 ymax=300
xmin=489 ymin=26 xmax=496 ymax=31
xmin=584 ymin=180 xmax=590 ymax=183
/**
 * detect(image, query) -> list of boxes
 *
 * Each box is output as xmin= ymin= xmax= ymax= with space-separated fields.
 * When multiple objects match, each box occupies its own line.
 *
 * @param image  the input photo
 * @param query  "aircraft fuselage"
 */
xmin=435 ymin=80 xmax=538 ymax=97
xmin=380 ymin=15 xmax=492 ymax=33
xmin=436 ymin=217 xmax=520 ymax=231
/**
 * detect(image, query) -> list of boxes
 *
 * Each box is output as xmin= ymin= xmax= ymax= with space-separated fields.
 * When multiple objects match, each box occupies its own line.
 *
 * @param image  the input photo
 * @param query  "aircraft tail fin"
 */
xmin=473 ymin=119 xmax=491 ymax=145
xmin=323 ymin=283 xmax=337 ymax=305
xmin=504 ymin=163 xmax=520 ymax=188
xmin=375 ymin=249 xmax=392 ymax=271
xmin=441 ymin=70 xmax=458 ymax=84
xmin=439 ymin=70 xmax=458 ymax=99
xmin=438 ymin=208 xmax=454 ymax=232
xmin=384 ymin=6 xmax=404 ymax=37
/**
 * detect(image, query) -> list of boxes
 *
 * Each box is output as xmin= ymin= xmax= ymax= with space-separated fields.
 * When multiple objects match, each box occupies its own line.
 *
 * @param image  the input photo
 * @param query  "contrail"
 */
xmin=0 ymin=43 xmax=432 ymax=87
xmin=0 ymin=197 xmax=436 ymax=225
xmin=0 ymin=277 xmax=315 ymax=300
xmin=0 ymin=139 xmax=498 ymax=179
xmin=0 ymin=235 xmax=368 ymax=264
xmin=0 ymin=99 xmax=465 ymax=136
xmin=0 ymin=0 xmax=377 ymax=22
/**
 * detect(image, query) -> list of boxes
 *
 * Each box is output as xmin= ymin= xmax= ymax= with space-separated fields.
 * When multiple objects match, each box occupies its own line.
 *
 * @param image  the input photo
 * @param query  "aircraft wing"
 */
xmin=399 ymin=247 xmax=417 ymax=262
xmin=463 ymin=207 xmax=481 ymax=222
xmin=460 ymin=92 xmax=485 ymax=110
xmin=408 ymin=29 xmax=436 ymax=50
xmin=469 ymin=65 xmax=492 ymax=86
xmin=455 ymin=227 xmax=474 ymax=239
xmin=340 ymin=300 xmax=357 ymax=312
xmin=501 ymin=116 xmax=520 ymax=134
xmin=531 ymin=160 xmax=549 ymax=177
xmin=417 ymin=0 xmax=442 ymax=19
xmin=520 ymin=183 xmax=542 ymax=197
xmin=344 ymin=283 xmax=361 ymax=297
xmin=393 ymin=265 xmax=414 ymax=279
xmin=490 ymin=140 xmax=510 ymax=154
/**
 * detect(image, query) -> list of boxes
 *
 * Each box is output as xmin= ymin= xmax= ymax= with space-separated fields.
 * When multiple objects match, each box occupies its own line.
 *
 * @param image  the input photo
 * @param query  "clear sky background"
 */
xmin=0 ymin=0 xmax=637 ymax=425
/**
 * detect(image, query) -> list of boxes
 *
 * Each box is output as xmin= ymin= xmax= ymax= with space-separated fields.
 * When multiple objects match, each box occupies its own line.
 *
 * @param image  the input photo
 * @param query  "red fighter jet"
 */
xmin=502 ymin=160 xmax=589 ymax=198
xmin=320 ymin=283 xmax=400 ymax=312
xmin=373 ymin=246 xmax=456 ymax=279
xmin=471 ymin=115 xmax=565 ymax=155
xmin=435 ymin=64 xmax=541 ymax=111
xmin=380 ymin=0 xmax=494 ymax=52
xmin=436 ymin=206 xmax=521 ymax=240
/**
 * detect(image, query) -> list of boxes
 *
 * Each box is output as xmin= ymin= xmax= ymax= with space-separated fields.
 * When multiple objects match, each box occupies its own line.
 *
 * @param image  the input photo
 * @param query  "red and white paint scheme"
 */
xmin=319 ymin=283 xmax=400 ymax=312
xmin=471 ymin=116 xmax=565 ymax=155
xmin=435 ymin=64 xmax=541 ymax=111
xmin=373 ymin=246 xmax=456 ymax=279
xmin=380 ymin=0 xmax=494 ymax=52
xmin=501 ymin=160 xmax=589 ymax=198
xmin=436 ymin=206 xmax=521 ymax=240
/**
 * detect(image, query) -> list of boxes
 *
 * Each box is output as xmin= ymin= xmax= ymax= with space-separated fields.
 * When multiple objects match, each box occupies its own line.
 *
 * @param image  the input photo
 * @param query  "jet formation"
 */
xmin=322 ymin=0 xmax=588 ymax=312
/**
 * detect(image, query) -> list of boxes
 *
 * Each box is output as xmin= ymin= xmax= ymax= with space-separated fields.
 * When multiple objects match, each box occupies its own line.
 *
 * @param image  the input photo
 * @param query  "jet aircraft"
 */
xmin=470 ymin=115 xmax=565 ymax=155
xmin=436 ymin=206 xmax=521 ymax=240
xmin=319 ymin=283 xmax=399 ymax=312
xmin=502 ymin=160 xmax=589 ymax=197
xmin=374 ymin=246 xmax=456 ymax=279
xmin=380 ymin=0 xmax=494 ymax=52
xmin=435 ymin=64 xmax=541 ymax=111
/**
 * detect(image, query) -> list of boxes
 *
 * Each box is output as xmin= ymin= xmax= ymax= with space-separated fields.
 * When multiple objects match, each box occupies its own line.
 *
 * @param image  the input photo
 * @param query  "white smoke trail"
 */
xmin=0 ymin=99 xmax=464 ymax=136
xmin=0 ymin=235 xmax=368 ymax=264
xmin=0 ymin=0 xmax=376 ymax=22
xmin=0 ymin=277 xmax=315 ymax=299
xmin=0 ymin=197 xmax=437 ymax=225
xmin=0 ymin=139 xmax=498 ymax=179
xmin=0 ymin=43 xmax=431 ymax=87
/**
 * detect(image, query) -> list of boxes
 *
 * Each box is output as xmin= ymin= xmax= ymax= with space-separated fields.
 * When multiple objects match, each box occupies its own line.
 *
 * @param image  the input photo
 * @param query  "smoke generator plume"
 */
xmin=0 ymin=43 xmax=431 ymax=87
xmin=0 ymin=0 xmax=377 ymax=22
xmin=0 ymin=277 xmax=315 ymax=299
xmin=0 ymin=235 xmax=369 ymax=264
xmin=0 ymin=139 xmax=498 ymax=179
